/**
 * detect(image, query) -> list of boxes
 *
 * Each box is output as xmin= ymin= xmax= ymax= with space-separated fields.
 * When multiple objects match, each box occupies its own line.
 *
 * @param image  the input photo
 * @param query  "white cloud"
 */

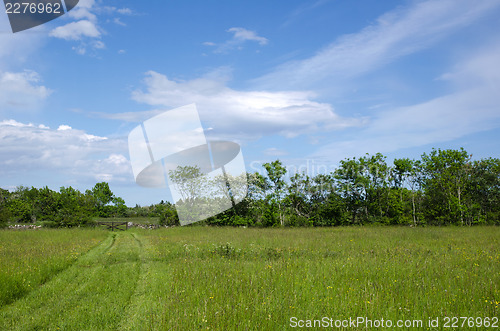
xmin=57 ymin=124 xmax=72 ymax=131
xmin=49 ymin=20 xmax=101 ymax=40
xmin=0 ymin=119 xmax=37 ymax=128
xmin=98 ymin=6 xmax=133 ymax=15
xmin=227 ymin=27 xmax=268 ymax=45
xmin=91 ymin=154 xmax=131 ymax=183
xmin=310 ymin=42 xmax=500 ymax=163
xmin=0 ymin=120 xmax=131 ymax=183
xmin=0 ymin=71 xmax=52 ymax=112
xmin=48 ymin=0 xmax=131 ymax=54
xmin=131 ymin=71 xmax=363 ymax=140
xmin=255 ymin=0 xmax=500 ymax=90
xmin=117 ymin=8 xmax=132 ymax=15
xmin=72 ymin=45 xmax=87 ymax=55
xmin=113 ymin=18 xmax=126 ymax=26
xmin=204 ymin=27 xmax=269 ymax=53
xmin=93 ymin=40 xmax=105 ymax=49
xmin=67 ymin=0 xmax=97 ymax=21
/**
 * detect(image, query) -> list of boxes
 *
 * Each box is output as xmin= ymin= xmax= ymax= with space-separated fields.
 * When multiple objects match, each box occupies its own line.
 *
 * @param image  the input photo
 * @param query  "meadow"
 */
xmin=0 ymin=226 xmax=498 ymax=330
xmin=0 ymin=229 xmax=108 ymax=308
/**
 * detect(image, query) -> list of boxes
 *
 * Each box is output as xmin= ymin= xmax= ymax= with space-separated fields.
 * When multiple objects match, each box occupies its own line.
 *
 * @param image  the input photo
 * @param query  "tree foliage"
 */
xmin=1 ymin=148 xmax=498 ymax=227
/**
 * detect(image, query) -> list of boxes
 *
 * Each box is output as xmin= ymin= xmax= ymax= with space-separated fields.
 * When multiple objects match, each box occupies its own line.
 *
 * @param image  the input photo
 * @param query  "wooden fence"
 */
xmin=96 ymin=221 xmax=128 ymax=231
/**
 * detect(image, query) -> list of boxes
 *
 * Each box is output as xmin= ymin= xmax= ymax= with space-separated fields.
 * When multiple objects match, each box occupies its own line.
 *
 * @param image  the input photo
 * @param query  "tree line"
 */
xmin=0 ymin=182 xmax=128 ymax=227
xmin=231 ymin=148 xmax=499 ymax=227
xmin=1 ymin=148 xmax=499 ymax=228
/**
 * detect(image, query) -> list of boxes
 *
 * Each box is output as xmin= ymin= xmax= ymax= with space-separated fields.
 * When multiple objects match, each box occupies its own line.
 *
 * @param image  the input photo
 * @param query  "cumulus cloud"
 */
xmin=204 ymin=27 xmax=268 ymax=53
xmin=91 ymin=153 xmax=131 ymax=183
xmin=49 ymin=20 xmax=101 ymax=40
xmin=0 ymin=70 xmax=52 ymax=112
xmin=130 ymin=70 xmax=363 ymax=140
xmin=67 ymin=0 xmax=97 ymax=20
xmin=0 ymin=120 xmax=131 ymax=183
xmin=57 ymin=124 xmax=72 ymax=131
xmin=48 ymin=0 xmax=100 ymax=41
xmin=48 ymin=0 xmax=133 ymax=54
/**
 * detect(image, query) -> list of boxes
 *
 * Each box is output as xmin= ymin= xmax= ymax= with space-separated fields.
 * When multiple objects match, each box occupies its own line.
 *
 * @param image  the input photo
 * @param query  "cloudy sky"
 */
xmin=1 ymin=0 xmax=499 ymax=206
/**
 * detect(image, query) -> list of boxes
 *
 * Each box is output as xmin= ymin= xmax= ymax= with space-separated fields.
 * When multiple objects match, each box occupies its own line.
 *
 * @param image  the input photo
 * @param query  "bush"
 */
xmin=159 ymin=208 xmax=179 ymax=226
xmin=7 ymin=199 xmax=33 ymax=223
xmin=230 ymin=215 xmax=251 ymax=227
xmin=40 ymin=221 xmax=59 ymax=228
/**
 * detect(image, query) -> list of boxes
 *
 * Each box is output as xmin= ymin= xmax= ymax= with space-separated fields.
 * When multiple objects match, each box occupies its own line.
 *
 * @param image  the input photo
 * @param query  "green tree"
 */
xmin=421 ymin=148 xmax=472 ymax=225
xmin=241 ymin=172 xmax=270 ymax=225
xmin=467 ymin=158 xmax=500 ymax=224
xmin=362 ymin=153 xmax=390 ymax=221
xmin=158 ymin=202 xmax=180 ymax=226
xmin=168 ymin=166 xmax=208 ymax=203
xmin=334 ymin=157 xmax=368 ymax=224
xmin=34 ymin=186 xmax=60 ymax=222
xmin=0 ymin=188 xmax=11 ymax=227
xmin=392 ymin=158 xmax=423 ymax=226
xmin=7 ymin=186 xmax=34 ymax=223
xmin=262 ymin=160 xmax=288 ymax=226
xmin=111 ymin=197 xmax=128 ymax=217
xmin=57 ymin=186 xmax=92 ymax=227
xmin=90 ymin=182 xmax=115 ymax=217
xmin=168 ymin=166 xmax=217 ymax=223
xmin=317 ymin=192 xmax=348 ymax=226
xmin=287 ymin=173 xmax=314 ymax=221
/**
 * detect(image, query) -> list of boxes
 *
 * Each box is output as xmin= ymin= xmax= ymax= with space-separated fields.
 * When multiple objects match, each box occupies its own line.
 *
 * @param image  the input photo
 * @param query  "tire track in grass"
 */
xmin=0 ymin=232 xmax=143 ymax=331
xmin=118 ymin=232 xmax=175 ymax=330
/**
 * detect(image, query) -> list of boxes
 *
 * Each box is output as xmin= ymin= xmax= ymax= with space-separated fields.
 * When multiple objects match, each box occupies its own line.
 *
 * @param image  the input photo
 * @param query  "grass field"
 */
xmin=0 ymin=229 xmax=108 ymax=308
xmin=0 ymin=226 xmax=498 ymax=330
xmin=93 ymin=217 xmax=160 ymax=225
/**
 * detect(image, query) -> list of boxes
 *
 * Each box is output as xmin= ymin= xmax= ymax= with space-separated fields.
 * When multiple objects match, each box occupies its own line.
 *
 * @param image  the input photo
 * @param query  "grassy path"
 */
xmin=0 ymin=232 xmax=143 ymax=330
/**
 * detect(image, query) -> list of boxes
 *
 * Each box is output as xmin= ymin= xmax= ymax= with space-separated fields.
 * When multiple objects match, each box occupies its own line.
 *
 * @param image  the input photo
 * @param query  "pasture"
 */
xmin=0 ymin=226 xmax=498 ymax=330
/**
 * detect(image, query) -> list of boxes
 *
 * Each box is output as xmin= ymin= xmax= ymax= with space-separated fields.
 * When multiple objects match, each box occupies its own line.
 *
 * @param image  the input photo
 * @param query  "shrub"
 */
xmin=228 ymin=215 xmax=245 ymax=226
xmin=40 ymin=221 xmax=58 ymax=228
xmin=159 ymin=208 xmax=179 ymax=226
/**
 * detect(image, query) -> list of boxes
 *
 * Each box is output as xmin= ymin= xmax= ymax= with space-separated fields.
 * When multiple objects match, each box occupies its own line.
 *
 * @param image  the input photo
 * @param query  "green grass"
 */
xmin=0 ymin=226 xmax=499 ymax=330
xmin=0 ymin=228 xmax=108 ymax=307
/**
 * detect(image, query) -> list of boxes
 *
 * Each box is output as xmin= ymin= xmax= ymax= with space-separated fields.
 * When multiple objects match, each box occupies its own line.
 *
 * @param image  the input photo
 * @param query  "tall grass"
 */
xmin=0 ymin=232 xmax=144 ymax=330
xmin=128 ymin=226 xmax=499 ymax=330
xmin=0 ymin=228 xmax=108 ymax=307
xmin=0 ymin=226 xmax=498 ymax=330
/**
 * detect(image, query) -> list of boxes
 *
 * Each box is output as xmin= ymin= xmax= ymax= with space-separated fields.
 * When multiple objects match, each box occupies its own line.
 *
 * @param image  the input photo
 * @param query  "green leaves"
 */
xmin=1 ymin=148 xmax=499 ymax=227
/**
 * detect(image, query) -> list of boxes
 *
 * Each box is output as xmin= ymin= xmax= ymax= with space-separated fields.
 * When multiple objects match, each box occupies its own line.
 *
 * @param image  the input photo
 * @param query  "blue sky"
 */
xmin=1 ymin=0 xmax=500 ymax=206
